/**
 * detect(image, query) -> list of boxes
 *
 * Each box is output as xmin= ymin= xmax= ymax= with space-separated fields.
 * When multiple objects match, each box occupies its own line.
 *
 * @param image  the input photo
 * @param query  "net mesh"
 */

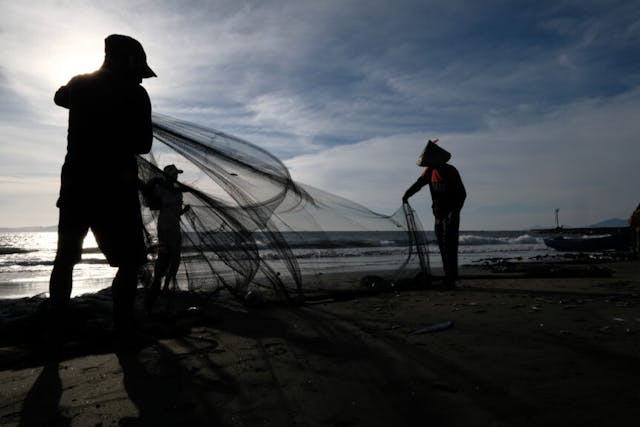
xmin=137 ymin=114 xmax=428 ymax=302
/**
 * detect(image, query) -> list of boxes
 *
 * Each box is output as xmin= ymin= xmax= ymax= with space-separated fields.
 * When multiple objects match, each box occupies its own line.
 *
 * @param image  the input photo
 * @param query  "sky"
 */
xmin=1 ymin=0 xmax=639 ymax=230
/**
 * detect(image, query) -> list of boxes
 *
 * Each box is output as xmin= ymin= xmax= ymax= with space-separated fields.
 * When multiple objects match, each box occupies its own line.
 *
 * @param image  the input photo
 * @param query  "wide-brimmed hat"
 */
xmin=163 ymin=164 xmax=183 ymax=175
xmin=104 ymin=34 xmax=156 ymax=78
xmin=416 ymin=139 xmax=451 ymax=166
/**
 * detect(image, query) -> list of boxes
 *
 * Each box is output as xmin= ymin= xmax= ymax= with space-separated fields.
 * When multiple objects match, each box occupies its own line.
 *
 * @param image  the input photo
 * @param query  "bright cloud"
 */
xmin=287 ymin=88 xmax=640 ymax=230
xmin=0 ymin=0 xmax=639 ymax=228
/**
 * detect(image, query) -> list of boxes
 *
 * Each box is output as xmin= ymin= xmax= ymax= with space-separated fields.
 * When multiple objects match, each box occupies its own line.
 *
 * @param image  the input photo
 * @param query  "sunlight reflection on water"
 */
xmin=0 ymin=231 xmax=117 ymax=298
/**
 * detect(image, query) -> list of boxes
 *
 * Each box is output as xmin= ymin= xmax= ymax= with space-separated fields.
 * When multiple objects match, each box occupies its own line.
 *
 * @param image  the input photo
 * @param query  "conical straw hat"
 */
xmin=416 ymin=139 xmax=451 ymax=166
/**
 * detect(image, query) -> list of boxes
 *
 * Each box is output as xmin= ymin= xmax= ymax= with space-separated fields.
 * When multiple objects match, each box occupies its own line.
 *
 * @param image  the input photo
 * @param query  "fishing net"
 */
xmin=137 ymin=114 xmax=429 ymax=303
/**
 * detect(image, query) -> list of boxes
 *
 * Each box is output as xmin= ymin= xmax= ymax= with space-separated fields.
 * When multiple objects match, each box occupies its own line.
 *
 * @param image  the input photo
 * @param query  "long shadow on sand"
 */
xmin=18 ymin=361 xmax=70 ymax=427
xmin=116 ymin=345 xmax=226 ymax=426
xmin=200 ymin=301 xmax=500 ymax=426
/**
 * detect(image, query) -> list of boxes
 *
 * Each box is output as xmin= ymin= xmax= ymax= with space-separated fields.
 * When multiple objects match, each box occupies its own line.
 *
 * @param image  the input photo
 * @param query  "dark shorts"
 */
xmin=55 ymin=201 xmax=147 ymax=267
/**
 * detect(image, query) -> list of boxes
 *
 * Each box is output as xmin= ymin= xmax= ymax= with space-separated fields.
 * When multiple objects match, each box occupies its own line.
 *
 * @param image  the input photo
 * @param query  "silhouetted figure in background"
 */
xmin=145 ymin=164 xmax=190 ymax=312
xmin=49 ymin=34 xmax=156 ymax=344
xmin=403 ymin=139 xmax=466 ymax=288
xmin=629 ymin=203 xmax=640 ymax=258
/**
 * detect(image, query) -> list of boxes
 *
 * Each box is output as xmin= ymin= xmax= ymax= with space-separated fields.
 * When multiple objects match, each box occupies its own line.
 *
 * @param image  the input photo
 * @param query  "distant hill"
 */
xmin=531 ymin=217 xmax=629 ymax=231
xmin=588 ymin=218 xmax=628 ymax=228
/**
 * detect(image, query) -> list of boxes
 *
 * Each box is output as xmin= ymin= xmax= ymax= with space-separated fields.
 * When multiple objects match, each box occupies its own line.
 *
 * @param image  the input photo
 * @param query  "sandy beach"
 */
xmin=1 ymin=258 xmax=639 ymax=427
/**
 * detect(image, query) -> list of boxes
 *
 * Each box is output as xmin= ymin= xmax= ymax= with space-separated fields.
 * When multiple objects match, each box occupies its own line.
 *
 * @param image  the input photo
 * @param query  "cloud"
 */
xmin=1 ymin=0 xmax=639 ymax=227
xmin=4 ymin=1 xmax=639 ymax=145
xmin=287 ymin=87 xmax=640 ymax=229
xmin=0 ymin=121 xmax=66 ymax=172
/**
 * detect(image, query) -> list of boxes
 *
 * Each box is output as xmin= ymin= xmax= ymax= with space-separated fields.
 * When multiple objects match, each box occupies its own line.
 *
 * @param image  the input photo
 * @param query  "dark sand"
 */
xmin=1 ymin=260 xmax=639 ymax=426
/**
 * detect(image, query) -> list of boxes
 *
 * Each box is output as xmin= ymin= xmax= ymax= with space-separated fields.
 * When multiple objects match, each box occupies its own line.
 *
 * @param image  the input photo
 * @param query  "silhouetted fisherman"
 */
xmin=403 ymin=139 xmax=466 ymax=288
xmin=630 ymin=203 xmax=640 ymax=258
xmin=49 ymin=34 xmax=156 ymax=345
xmin=145 ymin=164 xmax=190 ymax=312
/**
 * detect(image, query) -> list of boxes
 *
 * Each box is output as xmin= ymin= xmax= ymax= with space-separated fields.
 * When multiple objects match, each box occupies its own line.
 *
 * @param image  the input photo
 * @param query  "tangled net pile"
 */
xmin=137 ymin=114 xmax=428 ymax=303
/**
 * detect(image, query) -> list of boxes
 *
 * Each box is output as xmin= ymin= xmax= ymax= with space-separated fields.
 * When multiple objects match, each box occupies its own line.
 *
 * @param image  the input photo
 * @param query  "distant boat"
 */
xmin=544 ymin=229 xmax=632 ymax=252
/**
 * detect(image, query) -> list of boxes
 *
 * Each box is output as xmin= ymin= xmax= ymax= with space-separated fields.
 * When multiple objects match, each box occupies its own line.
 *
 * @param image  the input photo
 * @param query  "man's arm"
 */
xmin=402 ymin=174 xmax=429 ymax=203
xmin=121 ymin=86 xmax=153 ymax=155
xmin=54 ymin=75 xmax=83 ymax=109
xmin=54 ymin=85 xmax=70 ymax=109
xmin=449 ymin=166 xmax=466 ymax=211
xmin=132 ymin=86 xmax=153 ymax=154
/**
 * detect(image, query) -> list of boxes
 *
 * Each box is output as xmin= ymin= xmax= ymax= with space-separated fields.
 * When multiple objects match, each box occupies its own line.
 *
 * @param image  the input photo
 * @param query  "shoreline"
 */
xmin=0 ymin=248 xmax=608 ymax=301
xmin=1 ymin=258 xmax=639 ymax=426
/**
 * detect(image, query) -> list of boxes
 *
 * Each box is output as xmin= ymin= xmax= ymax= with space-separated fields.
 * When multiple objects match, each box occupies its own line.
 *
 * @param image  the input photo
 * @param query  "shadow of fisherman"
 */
xmin=49 ymin=34 xmax=156 ymax=348
xmin=403 ymin=139 xmax=466 ymax=288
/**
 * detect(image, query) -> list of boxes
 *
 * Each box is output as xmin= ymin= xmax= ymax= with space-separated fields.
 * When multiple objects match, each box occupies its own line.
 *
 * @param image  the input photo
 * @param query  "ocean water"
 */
xmin=0 ymin=230 xmax=555 ymax=299
xmin=0 ymin=231 xmax=118 ymax=299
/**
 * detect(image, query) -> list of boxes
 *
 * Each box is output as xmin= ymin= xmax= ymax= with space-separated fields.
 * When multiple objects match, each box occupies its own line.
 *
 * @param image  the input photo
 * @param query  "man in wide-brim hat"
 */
xmin=403 ymin=139 xmax=466 ymax=288
xmin=49 ymin=34 xmax=156 ymax=348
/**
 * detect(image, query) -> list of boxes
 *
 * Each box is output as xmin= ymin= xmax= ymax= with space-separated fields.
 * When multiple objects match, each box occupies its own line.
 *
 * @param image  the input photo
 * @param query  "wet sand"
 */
xmin=1 ymin=260 xmax=639 ymax=426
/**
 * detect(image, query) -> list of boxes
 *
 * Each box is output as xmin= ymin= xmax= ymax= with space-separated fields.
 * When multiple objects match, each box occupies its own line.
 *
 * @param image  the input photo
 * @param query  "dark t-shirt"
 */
xmin=53 ymin=68 xmax=153 ymax=266
xmin=405 ymin=164 xmax=466 ymax=219
xmin=54 ymin=68 xmax=152 ymax=208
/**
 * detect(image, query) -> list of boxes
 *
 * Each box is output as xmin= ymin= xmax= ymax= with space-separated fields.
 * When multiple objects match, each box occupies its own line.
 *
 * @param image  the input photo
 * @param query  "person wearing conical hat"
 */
xmin=403 ymin=139 xmax=466 ymax=288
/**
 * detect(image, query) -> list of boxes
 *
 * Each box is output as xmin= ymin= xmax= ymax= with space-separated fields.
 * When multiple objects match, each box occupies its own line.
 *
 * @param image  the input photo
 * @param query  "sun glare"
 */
xmin=50 ymin=52 xmax=102 ymax=86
